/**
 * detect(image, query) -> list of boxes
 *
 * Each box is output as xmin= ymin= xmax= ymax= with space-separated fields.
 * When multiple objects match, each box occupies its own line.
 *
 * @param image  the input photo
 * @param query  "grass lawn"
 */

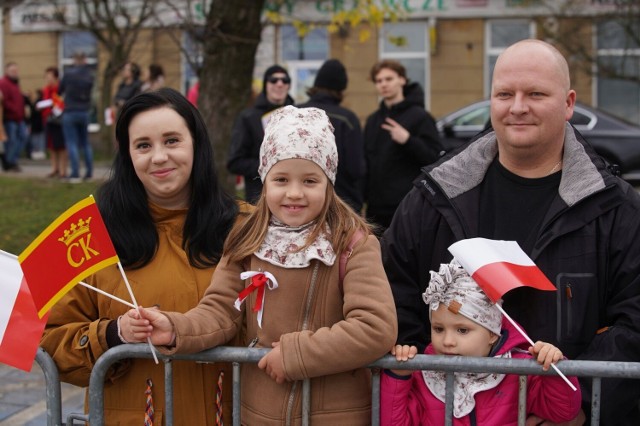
xmin=0 ymin=177 xmax=102 ymax=255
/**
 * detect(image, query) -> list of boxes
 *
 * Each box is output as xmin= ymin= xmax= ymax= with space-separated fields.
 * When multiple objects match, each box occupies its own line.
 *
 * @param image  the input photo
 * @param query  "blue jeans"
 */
xmin=4 ymin=120 xmax=27 ymax=167
xmin=29 ymin=131 xmax=46 ymax=153
xmin=62 ymin=111 xmax=93 ymax=178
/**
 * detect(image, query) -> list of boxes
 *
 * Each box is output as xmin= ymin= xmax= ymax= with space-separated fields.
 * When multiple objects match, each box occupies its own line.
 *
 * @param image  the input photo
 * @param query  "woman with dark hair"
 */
xmin=141 ymin=63 xmax=166 ymax=92
xmin=41 ymin=88 xmax=246 ymax=424
xmin=113 ymin=61 xmax=143 ymax=111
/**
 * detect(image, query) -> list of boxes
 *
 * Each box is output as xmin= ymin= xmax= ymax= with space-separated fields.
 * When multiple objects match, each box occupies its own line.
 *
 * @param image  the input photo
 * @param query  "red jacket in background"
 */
xmin=0 ymin=76 xmax=25 ymax=121
xmin=41 ymin=83 xmax=64 ymax=124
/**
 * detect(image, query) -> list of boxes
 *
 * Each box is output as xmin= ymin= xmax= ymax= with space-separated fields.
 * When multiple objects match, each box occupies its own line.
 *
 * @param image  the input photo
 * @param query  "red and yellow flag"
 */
xmin=18 ymin=196 xmax=119 ymax=318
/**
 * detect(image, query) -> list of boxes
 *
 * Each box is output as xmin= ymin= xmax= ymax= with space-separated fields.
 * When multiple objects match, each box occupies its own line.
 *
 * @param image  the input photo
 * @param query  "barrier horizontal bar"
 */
xmin=82 ymin=344 xmax=640 ymax=426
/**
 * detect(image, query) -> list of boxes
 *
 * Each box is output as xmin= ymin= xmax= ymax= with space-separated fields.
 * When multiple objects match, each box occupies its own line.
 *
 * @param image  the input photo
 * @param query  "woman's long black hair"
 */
xmin=97 ymin=87 xmax=238 ymax=269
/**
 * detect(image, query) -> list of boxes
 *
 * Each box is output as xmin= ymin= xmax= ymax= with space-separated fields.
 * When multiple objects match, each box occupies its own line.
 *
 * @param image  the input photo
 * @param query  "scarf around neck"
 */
xmin=422 ymin=351 xmax=511 ymax=418
xmin=254 ymin=218 xmax=336 ymax=268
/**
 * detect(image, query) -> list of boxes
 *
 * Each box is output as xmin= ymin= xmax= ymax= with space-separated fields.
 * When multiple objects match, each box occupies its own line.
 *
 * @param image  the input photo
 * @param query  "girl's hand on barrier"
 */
xmin=529 ymin=340 xmax=563 ymax=371
xmin=258 ymin=341 xmax=287 ymax=384
xmin=389 ymin=344 xmax=418 ymax=376
xmin=126 ymin=306 xmax=175 ymax=346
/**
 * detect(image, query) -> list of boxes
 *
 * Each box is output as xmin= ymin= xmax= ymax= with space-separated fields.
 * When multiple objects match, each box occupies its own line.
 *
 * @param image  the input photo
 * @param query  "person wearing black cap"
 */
xmin=298 ymin=59 xmax=365 ymax=213
xmin=227 ymin=65 xmax=295 ymax=203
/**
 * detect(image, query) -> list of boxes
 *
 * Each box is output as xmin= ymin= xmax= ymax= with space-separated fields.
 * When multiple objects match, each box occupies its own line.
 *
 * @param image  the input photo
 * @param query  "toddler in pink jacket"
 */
xmin=381 ymin=261 xmax=581 ymax=425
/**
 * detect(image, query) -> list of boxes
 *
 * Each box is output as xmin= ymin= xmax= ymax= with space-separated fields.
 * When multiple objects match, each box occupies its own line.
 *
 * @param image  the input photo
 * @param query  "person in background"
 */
xmin=27 ymin=89 xmax=46 ymax=161
xmin=40 ymin=88 xmax=244 ymax=424
xmin=364 ymin=59 xmax=442 ymax=233
xmin=187 ymin=80 xmax=199 ymax=107
xmin=298 ymin=59 xmax=365 ymax=213
xmin=141 ymin=63 xmax=166 ymax=92
xmin=227 ymin=64 xmax=295 ymax=204
xmin=113 ymin=62 xmax=142 ymax=112
xmin=381 ymin=261 xmax=581 ymax=425
xmin=127 ymin=105 xmax=397 ymax=424
xmin=382 ymin=39 xmax=640 ymax=424
xmin=0 ymin=62 xmax=27 ymax=172
xmin=0 ymin=92 xmax=7 ymax=169
xmin=59 ymin=52 xmax=94 ymax=182
xmin=40 ymin=67 xmax=67 ymax=179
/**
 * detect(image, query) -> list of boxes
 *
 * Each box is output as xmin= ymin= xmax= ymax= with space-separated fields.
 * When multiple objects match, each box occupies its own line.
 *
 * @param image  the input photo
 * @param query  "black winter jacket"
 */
xmin=381 ymin=123 xmax=640 ymax=424
xmin=299 ymin=93 xmax=365 ymax=211
xmin=363 ymin=82 xmax=442 ymax=216
xmin=227 ymin=92 xmax=294 ymax=204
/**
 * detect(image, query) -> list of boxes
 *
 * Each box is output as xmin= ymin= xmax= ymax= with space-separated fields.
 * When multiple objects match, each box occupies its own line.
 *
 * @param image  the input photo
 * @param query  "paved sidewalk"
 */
xmin=1 ymin=159 xmax=111 ymax=181
xmin=0 ymin=362 xmax=84 ymax=425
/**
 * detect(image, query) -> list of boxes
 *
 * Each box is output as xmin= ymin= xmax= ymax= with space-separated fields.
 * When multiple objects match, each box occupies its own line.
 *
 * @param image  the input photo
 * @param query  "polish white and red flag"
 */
xmin=0 ymin=250 xmax=48 ymax=372
xmin=448 ymin=238 xmax=556 ymax=303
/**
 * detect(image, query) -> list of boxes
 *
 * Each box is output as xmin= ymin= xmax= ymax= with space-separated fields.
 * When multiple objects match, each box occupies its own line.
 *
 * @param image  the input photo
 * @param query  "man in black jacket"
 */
xmin=298 ymin=59 xmax=365 ymax=212
xmin=364 ymin=59 xmax=442 ymax=232
xmin=382 ymin=39 xmax=640 ymax=425
xmin=227 ymin=65 xmax=294 ymax=203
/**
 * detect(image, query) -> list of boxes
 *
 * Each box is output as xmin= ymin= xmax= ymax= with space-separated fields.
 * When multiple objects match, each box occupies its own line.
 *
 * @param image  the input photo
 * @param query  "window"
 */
xmin=596 ymin=20 xmax=640 ymax=125
xmin=484 ymin=20 xmax=535 ymax=96
xmin=379 ymin=22 xmax=429 ymax=107
xmin=60 ymin=31 xmax=98 ymax=128
xmin=280 ymin=24 xmax=329 ymax=103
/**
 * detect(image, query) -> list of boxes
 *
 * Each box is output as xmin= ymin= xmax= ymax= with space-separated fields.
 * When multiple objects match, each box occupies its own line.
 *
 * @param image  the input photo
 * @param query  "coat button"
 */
xmin=79 ymin=335 xmax=88 ymax=346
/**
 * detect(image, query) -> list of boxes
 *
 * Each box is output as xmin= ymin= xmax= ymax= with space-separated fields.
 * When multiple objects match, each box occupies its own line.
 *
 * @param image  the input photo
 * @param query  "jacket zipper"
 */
xmin=285 ymin=262 xmax=320 ymax=426
xmin=565 ymin=283 xmax=573 ymax=335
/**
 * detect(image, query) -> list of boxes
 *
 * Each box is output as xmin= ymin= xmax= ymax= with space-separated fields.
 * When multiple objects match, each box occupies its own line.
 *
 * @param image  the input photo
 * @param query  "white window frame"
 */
xmin=484 ymin=20 xmax=536 ymax=97
xmin=278 ymin=24 xmax=329 ymax=103
xmin=378 ymin=21 xmax=430 ymax=109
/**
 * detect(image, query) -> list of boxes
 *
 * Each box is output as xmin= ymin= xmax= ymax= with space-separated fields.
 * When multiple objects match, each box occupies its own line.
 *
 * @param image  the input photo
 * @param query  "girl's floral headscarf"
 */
xmin=423 ymin=260 xmax=502 ymax=335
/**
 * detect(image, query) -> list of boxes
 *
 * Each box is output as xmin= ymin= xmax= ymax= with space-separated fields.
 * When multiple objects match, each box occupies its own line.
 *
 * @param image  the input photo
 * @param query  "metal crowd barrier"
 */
xmin=35 ymin=344 xmax=640 ymax=426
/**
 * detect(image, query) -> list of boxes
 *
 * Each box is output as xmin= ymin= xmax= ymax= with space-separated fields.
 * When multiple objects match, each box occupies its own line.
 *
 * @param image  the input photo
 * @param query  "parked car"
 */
xmin=437 ymin=100 xmax=640 ymax=179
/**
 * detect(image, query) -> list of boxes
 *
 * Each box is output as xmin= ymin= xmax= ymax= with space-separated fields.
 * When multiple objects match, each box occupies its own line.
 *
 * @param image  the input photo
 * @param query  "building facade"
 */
xmin=2 ymin=0 xmax=638 ymax=129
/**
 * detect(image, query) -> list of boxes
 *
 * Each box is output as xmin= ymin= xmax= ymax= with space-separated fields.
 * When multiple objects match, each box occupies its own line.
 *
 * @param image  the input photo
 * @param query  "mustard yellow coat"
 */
xmin=40 ymin=203 xmax=237 ymax=425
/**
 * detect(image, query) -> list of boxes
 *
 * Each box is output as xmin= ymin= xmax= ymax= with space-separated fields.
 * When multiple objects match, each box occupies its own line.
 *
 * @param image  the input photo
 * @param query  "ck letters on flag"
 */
xmin=19 ymin=196 xmax=119 ymax=318
xmin=0 ymin=250 xmax=48 ymax=372
xmin=448 ymin=238 xmax=556 ymax=303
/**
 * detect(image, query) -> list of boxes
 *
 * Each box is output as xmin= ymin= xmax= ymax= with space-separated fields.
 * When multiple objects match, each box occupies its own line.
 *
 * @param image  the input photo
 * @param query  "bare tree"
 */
xmin=78 ymin=1 xmax=157 ymax=151
xmin=20 ymin=0 xmax=159 ymax=152
xmin=537 ymin=0 xmax=640 ymax=84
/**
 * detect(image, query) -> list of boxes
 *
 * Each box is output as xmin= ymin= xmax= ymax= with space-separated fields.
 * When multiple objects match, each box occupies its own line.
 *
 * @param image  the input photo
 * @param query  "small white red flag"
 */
xmin=0 ymin=250 xmax=48 ymax=372
xmin=448 ymin=238 xmax=556 ymax=303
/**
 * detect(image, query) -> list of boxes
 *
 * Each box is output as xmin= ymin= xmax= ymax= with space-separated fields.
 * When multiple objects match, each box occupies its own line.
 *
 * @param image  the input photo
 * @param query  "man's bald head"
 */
xmin=495 ymin=39 xmax=571 ymax=91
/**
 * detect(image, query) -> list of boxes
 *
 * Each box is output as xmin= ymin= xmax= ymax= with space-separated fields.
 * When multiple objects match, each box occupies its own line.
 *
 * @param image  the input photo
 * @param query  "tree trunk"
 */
xmin=199 ymin=0 xmax=266 ymax=194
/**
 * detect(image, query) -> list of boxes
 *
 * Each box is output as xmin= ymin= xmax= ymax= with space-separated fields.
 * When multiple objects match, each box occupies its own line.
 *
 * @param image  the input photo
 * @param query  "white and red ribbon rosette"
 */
xmin=234 ymin=271 xmax=278 ymax=328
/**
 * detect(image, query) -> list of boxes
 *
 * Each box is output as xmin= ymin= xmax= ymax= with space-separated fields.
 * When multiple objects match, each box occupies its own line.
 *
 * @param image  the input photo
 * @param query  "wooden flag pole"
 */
xmin=495 ymin=304 xmax=576 ymax=391
xmin=117 ymin=262 xmax=159 ymax=364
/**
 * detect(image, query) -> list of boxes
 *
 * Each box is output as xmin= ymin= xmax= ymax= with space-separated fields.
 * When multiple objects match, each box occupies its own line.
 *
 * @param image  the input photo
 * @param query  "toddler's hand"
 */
xmin=258 ymin=341 xmax=288 ymax=384
xmin=529 ymin=341 xmax=563 ymax=371
xmin=391 ymin=344 xmax=418 ymax=362
xmin=389 ymin=344 xmax=418 ymax=376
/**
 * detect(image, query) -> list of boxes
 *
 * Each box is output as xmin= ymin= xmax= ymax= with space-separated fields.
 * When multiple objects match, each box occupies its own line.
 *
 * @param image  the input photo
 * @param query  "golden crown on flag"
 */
xmin=58 ymin=217 xmax=93 ymax=246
